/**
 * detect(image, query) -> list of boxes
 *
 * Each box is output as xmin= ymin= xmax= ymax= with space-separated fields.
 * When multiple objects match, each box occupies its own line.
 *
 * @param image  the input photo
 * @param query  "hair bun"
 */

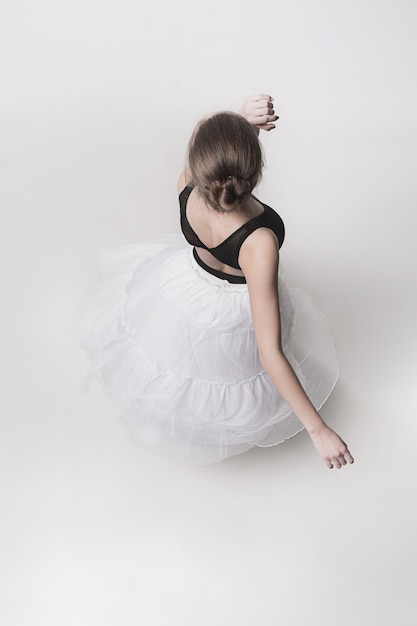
xmin=187 ymin=112 xmax=263 ymax=210
xmin=207 ymin=176 xmax=251 ymax=212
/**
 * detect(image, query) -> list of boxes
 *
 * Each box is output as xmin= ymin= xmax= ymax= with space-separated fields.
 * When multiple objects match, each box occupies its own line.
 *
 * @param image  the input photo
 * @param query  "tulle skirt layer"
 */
xmin=74 ymin=235 xmax=338 ymax=464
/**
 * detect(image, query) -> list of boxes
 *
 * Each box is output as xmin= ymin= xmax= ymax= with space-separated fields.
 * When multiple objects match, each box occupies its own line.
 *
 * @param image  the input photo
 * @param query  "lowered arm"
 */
xmin=239 ymin=228 xmax=353 ymax=468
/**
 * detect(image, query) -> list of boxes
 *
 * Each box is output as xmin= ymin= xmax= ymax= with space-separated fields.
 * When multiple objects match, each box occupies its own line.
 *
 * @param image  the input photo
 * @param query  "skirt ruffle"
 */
xmin=74 ymin=234 xmax=339 ymax=464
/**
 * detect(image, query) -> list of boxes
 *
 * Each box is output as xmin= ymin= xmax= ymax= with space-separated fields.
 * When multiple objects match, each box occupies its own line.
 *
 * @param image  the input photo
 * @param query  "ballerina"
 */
xmin=75 ymin=93 xmax=354 ymax=468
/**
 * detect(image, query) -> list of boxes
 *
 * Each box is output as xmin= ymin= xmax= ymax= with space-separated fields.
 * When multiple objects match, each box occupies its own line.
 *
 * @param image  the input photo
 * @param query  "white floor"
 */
xmin=2 ymin=1 xmax=417 ymax=624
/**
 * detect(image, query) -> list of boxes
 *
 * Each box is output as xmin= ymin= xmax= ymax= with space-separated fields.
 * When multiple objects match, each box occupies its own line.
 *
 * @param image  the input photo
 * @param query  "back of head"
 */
xmin=188 ymin=112 xmax=263 ymax=212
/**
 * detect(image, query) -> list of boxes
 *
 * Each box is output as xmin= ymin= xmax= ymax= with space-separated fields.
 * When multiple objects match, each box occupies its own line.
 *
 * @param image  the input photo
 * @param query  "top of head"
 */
xmin=187 ymin=112 xmax=263 ymax=212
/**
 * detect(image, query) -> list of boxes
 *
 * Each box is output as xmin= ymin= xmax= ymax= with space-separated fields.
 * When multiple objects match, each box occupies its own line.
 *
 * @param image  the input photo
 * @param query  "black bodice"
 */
xmin=179 ymin=186 xmax=285 ymax=270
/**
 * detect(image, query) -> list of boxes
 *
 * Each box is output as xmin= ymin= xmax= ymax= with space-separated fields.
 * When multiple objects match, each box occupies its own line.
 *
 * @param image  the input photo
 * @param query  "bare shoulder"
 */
xmin=177 ymin=168 xmax=192 ymax=194
xmin=239 ymin=227 xmax=279 ymax=286
xmin=239 ymin=228 xmax=281 ymax=348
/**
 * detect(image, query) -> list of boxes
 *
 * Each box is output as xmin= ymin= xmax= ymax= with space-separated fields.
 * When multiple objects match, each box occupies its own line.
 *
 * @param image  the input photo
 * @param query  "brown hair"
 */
xmin=187 ymin=112 xmax=263 ymax=212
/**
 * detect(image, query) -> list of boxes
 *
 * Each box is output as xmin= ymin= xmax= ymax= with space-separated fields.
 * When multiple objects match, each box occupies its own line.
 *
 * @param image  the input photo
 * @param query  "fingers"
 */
xmin=338 ymin=443 xmax=354 ymax=465
xmin=252 ymin=100 xmax=274 ymax=112
xmin=313 ymin=427 xmax=354 ymax=470
xmin=260 ymin=123 xmax=276 ymax=131
xmin=244 ymin=96 xmax=277 ymax=117
xmin=251 ymin=105 xmax=275 ymax=116
xmin=326 ymin=450 xmax=354 ymax=469
xmin=239 ymin=94 xmax=279 ymax=132
xmin=250 ymin=100 xmax=276 ymax=117
xmin=253 ymin=93 xmax=274 ymax=103
xmin=344 ymin=450 xmax=355 ymax=464
xmin=246 ymin=113 xmax=279 ymax=126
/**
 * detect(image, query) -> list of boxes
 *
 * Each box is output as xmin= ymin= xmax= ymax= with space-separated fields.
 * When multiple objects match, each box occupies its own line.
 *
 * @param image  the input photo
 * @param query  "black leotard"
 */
xmin=179 ymin=185 xmax=285 ymax=282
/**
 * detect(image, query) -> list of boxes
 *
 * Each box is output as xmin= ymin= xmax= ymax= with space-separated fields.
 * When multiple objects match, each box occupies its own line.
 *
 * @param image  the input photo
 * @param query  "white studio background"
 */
xmin=1 ymin=1 xmax=417 ymax=625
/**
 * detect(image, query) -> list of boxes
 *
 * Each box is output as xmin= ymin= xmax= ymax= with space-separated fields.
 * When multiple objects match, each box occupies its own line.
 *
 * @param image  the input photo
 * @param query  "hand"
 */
xmin=309 ymin=424 xmax=354 ymax=469
xmin=239 ymin=94 xmax=279 ymax=131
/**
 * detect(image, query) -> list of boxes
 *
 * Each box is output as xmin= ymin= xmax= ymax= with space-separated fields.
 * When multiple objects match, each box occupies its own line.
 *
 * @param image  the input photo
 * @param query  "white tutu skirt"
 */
xmin=74 ymin=234 xmax=339 ymax=464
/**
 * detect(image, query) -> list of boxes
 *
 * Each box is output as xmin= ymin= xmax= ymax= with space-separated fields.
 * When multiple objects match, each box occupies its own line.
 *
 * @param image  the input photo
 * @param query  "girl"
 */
xmin=75 ymin=94 xmax=353 ymax=468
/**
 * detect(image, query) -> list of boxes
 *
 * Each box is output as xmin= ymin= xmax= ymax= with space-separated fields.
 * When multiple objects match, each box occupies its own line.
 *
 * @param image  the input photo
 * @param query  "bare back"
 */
xmin=177 ymin=171 xmax=265 ymax=277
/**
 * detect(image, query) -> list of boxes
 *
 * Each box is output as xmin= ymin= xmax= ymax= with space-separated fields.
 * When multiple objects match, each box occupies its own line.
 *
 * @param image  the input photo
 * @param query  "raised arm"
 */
xmin=178 ymin=94 xmax=277 ymax=193
xmin=239 ymin=94 xmax=279 ymax=132
xmin=239 ymin=228 xmax=354 ymax=469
